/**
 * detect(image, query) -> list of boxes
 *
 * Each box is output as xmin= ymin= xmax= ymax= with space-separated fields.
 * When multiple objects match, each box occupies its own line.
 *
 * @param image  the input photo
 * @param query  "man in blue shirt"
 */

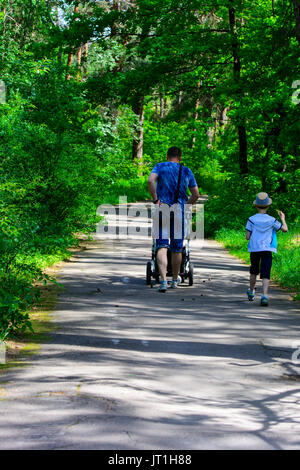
xmin=148 ymin=147 xmax=199 ymax=292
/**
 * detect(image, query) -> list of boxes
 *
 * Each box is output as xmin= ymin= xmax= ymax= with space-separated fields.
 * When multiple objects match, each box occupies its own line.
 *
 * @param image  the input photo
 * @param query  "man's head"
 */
xmin=167 ymin=146 xmax=182 ymax=162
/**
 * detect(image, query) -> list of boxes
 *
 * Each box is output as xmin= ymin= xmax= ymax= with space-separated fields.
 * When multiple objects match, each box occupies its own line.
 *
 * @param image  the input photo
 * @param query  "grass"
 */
xmin=0 ymin=283 xmax=61 ymax=372
xmin=215 ymin=227 xmax=300 ymax=300
xmin=102 ymin=177 xmax=150 ymax=204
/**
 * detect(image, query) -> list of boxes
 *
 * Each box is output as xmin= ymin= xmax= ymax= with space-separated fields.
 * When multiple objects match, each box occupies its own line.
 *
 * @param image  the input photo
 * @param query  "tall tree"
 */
xmin=132 ymin=95 xmax=144 ymax=163
xmin=228 ymin=0 xmax=248 ymax=175
xmin=293 ymin=0 xmax=300 ymax=45
xmin=66 ymin=1 xmax=80 ymax=80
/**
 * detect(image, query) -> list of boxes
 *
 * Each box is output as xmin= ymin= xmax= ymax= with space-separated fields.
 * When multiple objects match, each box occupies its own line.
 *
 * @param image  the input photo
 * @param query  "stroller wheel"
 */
xmin=188 ymin=262 xmax=194 ymax=286
xmin=146 ymin=261 xmax=152 ymax=285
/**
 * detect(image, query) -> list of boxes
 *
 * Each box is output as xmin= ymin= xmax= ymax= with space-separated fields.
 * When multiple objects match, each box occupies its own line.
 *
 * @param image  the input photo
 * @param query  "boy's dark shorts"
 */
xmin=250 ymin=251 xmax=273 ymax=279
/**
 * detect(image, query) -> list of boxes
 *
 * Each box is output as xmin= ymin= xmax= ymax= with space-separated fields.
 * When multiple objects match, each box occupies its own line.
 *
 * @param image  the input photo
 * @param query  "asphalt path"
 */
xmin=0 ymin=203 xmax=300 ymax=450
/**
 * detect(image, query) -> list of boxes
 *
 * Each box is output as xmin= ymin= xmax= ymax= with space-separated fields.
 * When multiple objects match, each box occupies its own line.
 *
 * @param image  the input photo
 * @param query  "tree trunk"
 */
xmin=238 ymin=125 xmax=248 ymax=175
xmin=155 ymin=98 xmax=159 ymax=116
xmin=83 ymin=42 xmax=88 ymax=77
xmin=2 ymin=6 xmax=7 ymax=61
xmin=220 ymin=106 xmax=229 ymax=126
xmin=132 ymin=96 xmax=144 ymax=164
xmin=229 ymin=1 xmax=248 ymax=175
xmin=66 ymin=2 xmax=80 ymax=80
xmin=20 ymin=0 xmax=34 ymax=48
xmin=76 ymin=45 xmax=82 ymax=79
xmin=111 ymin=0 xmax=119 ymax=37
xmin=293 ymin=0 xmax=300 ymax=45
xmin=2 ymin=6 xmax=6 ymax=36
xmin=163 ymin=97 xmax=167 ymax=116
xmin=160 ymin=94 xmax=164 ymax=118
xmin=178 ymin=90 xmax=182 ymax=106
xmin=66 ymin=53 xmax=73 ymax=80
xmin=191 ymin=81 xmax=201 ymax=148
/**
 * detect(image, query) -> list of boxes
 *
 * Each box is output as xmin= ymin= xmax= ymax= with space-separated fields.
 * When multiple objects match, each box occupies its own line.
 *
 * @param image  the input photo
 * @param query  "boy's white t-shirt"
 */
xmin=245 ymin=213 xmax=282 ymax=253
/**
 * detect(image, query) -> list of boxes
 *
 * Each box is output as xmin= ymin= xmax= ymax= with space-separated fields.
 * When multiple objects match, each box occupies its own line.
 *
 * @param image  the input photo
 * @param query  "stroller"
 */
xmin=146 ymin=206 xmax=194 ymax=287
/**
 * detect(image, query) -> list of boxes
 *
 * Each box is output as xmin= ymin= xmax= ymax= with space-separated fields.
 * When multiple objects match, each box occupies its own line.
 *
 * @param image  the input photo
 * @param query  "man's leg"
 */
xmin=171 ymin=252 xmax=182 ymax=280
xmin=170 ymin=207 xmax=184 ymax=282
xmin=156 ymin=247 xmax=168 ymax=281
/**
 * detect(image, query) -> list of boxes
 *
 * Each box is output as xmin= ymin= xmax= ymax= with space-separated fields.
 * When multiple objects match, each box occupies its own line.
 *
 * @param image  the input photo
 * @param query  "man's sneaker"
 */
xmin=261 ymin=295 xmax=269 ymax=306
xmin=158 ymin=280 xmax=168 ymax=293
xmin=247 ymin=288 xmax=255 ymax=301
xmin=170 ymin=277 xmax=181 ymax=289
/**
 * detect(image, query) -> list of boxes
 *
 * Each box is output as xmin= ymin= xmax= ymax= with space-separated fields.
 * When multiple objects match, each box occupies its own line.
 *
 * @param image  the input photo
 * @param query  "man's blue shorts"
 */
xmin=156 ymin=237 xmax=184 ymax=253
xmin=155 ymin=204 xmax=185 ymax=253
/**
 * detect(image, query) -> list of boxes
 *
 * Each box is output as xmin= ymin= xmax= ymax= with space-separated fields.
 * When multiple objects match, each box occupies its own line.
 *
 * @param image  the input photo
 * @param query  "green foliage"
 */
xmin=204 ymin=176 xmax=261 ymax=236
xmin=102 ymin=177 xmax=149 ymax=205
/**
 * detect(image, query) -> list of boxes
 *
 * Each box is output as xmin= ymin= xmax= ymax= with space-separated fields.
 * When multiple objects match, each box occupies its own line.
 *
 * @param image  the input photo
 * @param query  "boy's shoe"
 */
xmin=247 ymin=288 xmax=255 ymax=301
xmin=260 ymin=295 xmax=269 ymax=307
xmin=170 ymin=277 xmax=181 ymax=289
xmin=158 ymin=280 xmax=168 ymax=293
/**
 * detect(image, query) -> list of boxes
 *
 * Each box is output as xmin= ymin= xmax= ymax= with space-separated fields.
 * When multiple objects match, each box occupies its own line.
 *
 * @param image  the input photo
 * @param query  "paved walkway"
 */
xmin=0 ymin=203 xmax=300 ymax=450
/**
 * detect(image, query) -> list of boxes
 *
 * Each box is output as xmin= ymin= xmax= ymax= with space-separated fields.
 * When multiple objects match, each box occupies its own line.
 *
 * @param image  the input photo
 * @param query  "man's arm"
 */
xmin=148 ymin=172 xmax=160 ymax=203
xmin=246 ymin=230 xmax=251 ymax=240
xmin=186 ymin=186 xmax=200 ymax=205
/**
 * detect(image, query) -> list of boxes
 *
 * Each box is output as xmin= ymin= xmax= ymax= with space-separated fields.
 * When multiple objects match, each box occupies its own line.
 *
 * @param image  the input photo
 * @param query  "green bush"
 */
xmin=204 ymin=175 xmax=262 ymax=237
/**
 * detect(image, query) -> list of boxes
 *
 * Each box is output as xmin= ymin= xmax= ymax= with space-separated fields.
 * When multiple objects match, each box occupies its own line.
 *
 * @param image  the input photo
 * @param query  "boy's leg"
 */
xmin=260 ymin=252 xmax=272 ymax=305
xmin=248 ymin=253 xmax=260 ymax=299
xmin=250 ymin=274 xmax=257 ymax=292
xmin=262 ymin=278 xmax=270 ymax=296
xmin=247 ymin=274 xmax=256 ymax=300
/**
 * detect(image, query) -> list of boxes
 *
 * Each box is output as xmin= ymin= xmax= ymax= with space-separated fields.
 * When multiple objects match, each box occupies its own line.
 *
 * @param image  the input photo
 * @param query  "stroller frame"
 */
xmin=146 ymin=205 xmax=194 ymax=287
xmin=146 ymin=239 xmax=194 ymax=287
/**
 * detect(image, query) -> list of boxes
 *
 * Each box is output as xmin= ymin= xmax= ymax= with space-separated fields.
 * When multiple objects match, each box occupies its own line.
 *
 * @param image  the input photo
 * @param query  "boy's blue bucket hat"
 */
xmin=253 ymin=192 xmax=272 ymax=207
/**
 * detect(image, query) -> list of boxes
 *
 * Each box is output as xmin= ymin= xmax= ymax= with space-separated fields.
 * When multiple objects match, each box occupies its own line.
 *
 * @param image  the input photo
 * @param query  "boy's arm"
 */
xmin=278 ymin=211 xmax=288 ymax=232
xmin=245 ymin=218 xmax=253 ymax=240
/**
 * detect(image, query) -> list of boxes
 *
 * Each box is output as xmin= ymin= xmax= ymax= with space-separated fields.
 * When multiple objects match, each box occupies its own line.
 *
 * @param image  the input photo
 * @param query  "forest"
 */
xmin=0 ymin=0 xmax=299 ymax=339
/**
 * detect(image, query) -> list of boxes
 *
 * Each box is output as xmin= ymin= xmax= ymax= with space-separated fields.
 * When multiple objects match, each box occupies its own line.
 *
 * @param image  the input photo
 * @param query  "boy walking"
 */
xmin=245 ymin=192 xmax=288 ymax=306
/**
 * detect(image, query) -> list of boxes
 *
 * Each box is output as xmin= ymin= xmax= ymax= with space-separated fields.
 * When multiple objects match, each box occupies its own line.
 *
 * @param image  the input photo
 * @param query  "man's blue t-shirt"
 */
xmin=151 ymin=161 xmax=197 ymax=206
